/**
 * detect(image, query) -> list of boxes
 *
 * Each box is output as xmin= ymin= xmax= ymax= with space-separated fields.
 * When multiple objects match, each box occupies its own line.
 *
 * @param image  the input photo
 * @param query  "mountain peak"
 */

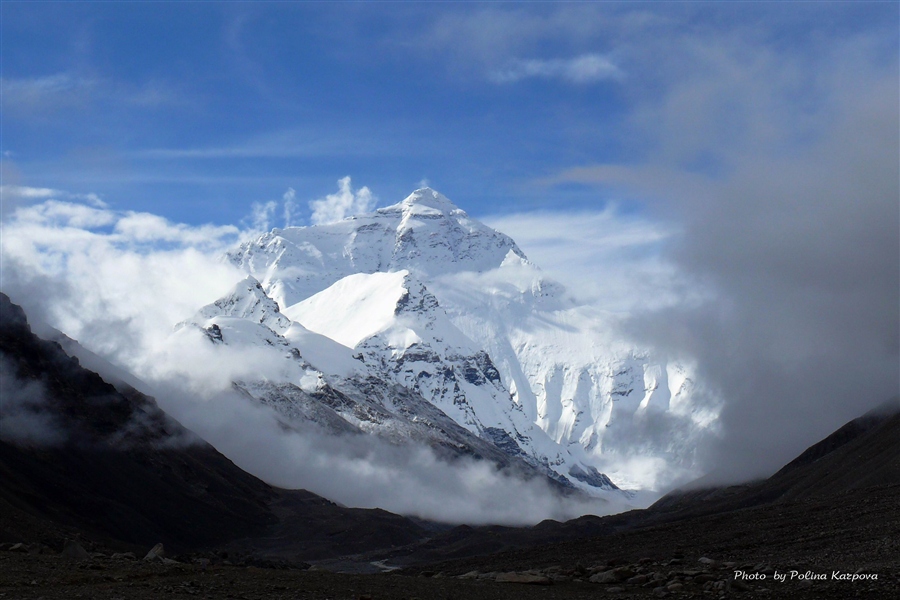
xmin=193 ymin=275 xmax=292 ymax=334
xmin=395 ymin=187 xmax=463 ymax=215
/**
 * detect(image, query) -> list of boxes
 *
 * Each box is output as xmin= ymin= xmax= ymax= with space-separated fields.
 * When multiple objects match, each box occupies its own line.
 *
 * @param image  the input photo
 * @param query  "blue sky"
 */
xmin=3 ymin=2 xmax=895 ymax=226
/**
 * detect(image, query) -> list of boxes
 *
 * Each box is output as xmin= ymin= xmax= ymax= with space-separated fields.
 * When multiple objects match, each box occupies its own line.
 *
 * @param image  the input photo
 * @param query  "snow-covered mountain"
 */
xmin=184 ymin=188 xmax=718 ymax=493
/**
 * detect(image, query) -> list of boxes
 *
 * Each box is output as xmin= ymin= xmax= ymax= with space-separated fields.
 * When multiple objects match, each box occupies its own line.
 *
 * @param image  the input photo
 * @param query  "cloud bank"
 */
xmin=546 ymin=25 xmax=900 ymax=482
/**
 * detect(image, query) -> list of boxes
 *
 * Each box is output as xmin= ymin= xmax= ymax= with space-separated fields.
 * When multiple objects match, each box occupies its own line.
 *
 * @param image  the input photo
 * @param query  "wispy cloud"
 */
xmin=490 ymin=54 xmax=622 ymax=84
xmin=282 ymin=188 xmax=300 ymax=228
xmin=1 ymin=72 xmax=178 ymax=114
xmin=134 ymin=127 xmax=402 ymax=161
xmin=309 ymin=177 xmax=376 ymax=225
xmin=484 ymin=206 xmax=698 ymax=312
xmin=1 ymin=185 xmax=107 ymax=221
xmin=1 ymin=185 xmax=106 ymax=206
xmin=0 ymin=357 xmax=67 ymax=447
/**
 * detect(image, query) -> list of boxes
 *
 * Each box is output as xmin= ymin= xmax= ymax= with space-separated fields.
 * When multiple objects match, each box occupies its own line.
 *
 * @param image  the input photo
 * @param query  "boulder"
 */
xmin=61 ymin=541 xmax=90 ymax=561
xmin=495 ymin=572 xmax=552 ymax=585
xmin=143 ymin=543 xmax=165 ymax=561
xmin=143 ymin=543 xmax=179 ymax=565
xmin=590 ymin=570 xmax=620 ymax=584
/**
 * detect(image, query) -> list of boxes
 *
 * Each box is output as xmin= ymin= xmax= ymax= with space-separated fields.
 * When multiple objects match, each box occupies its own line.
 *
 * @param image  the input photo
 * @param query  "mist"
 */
xmin=0 ymin=356 xmax=67 ymax=447
xmin=546 ymin=28 xmax=900 ymax=483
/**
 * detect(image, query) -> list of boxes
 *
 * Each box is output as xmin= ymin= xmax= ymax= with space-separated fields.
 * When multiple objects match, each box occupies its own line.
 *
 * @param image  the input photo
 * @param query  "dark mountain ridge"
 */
xmin=0 ymin=292 xmax=427 ymax=558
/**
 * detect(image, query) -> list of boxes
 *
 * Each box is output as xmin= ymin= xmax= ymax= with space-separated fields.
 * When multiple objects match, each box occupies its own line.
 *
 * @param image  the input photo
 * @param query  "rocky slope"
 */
xmin=0 ymin=293 xmax=428 ymax=556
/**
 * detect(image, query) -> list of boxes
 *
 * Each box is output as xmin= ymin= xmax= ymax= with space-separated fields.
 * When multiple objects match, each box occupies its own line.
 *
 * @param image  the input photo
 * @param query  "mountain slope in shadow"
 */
xmin=0 ymin=292 xmax=427 ymax=559
xmin=375 ymin=398 xmax=899 ymax=569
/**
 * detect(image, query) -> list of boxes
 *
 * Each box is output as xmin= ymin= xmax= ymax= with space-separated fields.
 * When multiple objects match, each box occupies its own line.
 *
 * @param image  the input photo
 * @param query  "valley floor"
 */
xmin=2 ymin=484 xmax=898 ymax=600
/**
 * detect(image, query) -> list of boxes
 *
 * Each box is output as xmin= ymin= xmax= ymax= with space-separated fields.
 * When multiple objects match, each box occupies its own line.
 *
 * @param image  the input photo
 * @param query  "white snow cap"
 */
xmin=399 ymin=187 xmax=463 ymax=212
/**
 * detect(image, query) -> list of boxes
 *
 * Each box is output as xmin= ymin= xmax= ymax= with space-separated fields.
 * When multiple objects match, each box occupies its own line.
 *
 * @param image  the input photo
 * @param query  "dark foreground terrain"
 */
xmin=1 ymin=480 xmax=898 ymax=600
xmin=2 ymin=292 xmax=898 ymax=599
xmin=2 ymin=417 xmax=898 ymax=600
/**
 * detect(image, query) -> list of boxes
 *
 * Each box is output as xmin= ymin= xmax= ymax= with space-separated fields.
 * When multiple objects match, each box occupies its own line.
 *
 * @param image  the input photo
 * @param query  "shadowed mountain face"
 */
xmin=365 ymin=400 xmax=900 ymax=570
xmin=648 ymin=402 xmax=900 ymax=515
xmin=0 ymin=293 xmax=427 ymax=557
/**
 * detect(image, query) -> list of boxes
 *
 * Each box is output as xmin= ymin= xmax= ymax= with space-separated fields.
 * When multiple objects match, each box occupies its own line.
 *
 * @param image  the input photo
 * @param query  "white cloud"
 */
xmin=244 ymin=200 xmax=277 ymax=233
xmin=1 ymin=185 xmax=107 ymax=215
xmin=1 ymin=196 xmax=247 ymax=367
xmin=281 ymin=187 xmax=300 ymax=227
xmin=491 ymin=54 xmax=622 ymax=84
xmin=484 ymin=206 xmax=701 ymax=312
xmin=1 ymin=185 xmax=59 ymax=200
xmin=309 ymin=176 xmax=376 ymax=225
xmin=12 ymin=199 xmax=117 ymax=229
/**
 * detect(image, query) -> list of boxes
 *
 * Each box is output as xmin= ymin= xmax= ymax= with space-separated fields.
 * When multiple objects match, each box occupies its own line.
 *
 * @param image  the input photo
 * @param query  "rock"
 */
xmin=590 ymin=567 xmax=636 ymax=584
xmin=589 ymin=570 xmax=620 ymax=584
xmin=698 ymin=556 xmax=718 ymax=567
xmin=727 ymin=577 xmax=752 ymax=591
xmin=606 ymin=586 xmax=625 ymax=593
xmin=694 ymin=573 xmax=716 ymax=584
xmin=9 ymin=543 xmax=29 ymax=553
xmin=652 ymin=586 xmax=669 ymax=598
xmin=111 ymin=552 xmax=136 ymax=560
xmin=457 ymin=571 xmax=480 ymax=579
xmin=495 ymin=572 xmax=552 ymax=585
xmin=667 ymin=582 xmax=684 ymax=591
xmin=627 ymin=574 xmax=651 ymax=585
xmin=144 ymin=543 xmax=165 ymax=561
xmin=143 ymin=543 xmax=179 ymax=565
xmin=61 ymin=541 xmax=90 ymax=561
